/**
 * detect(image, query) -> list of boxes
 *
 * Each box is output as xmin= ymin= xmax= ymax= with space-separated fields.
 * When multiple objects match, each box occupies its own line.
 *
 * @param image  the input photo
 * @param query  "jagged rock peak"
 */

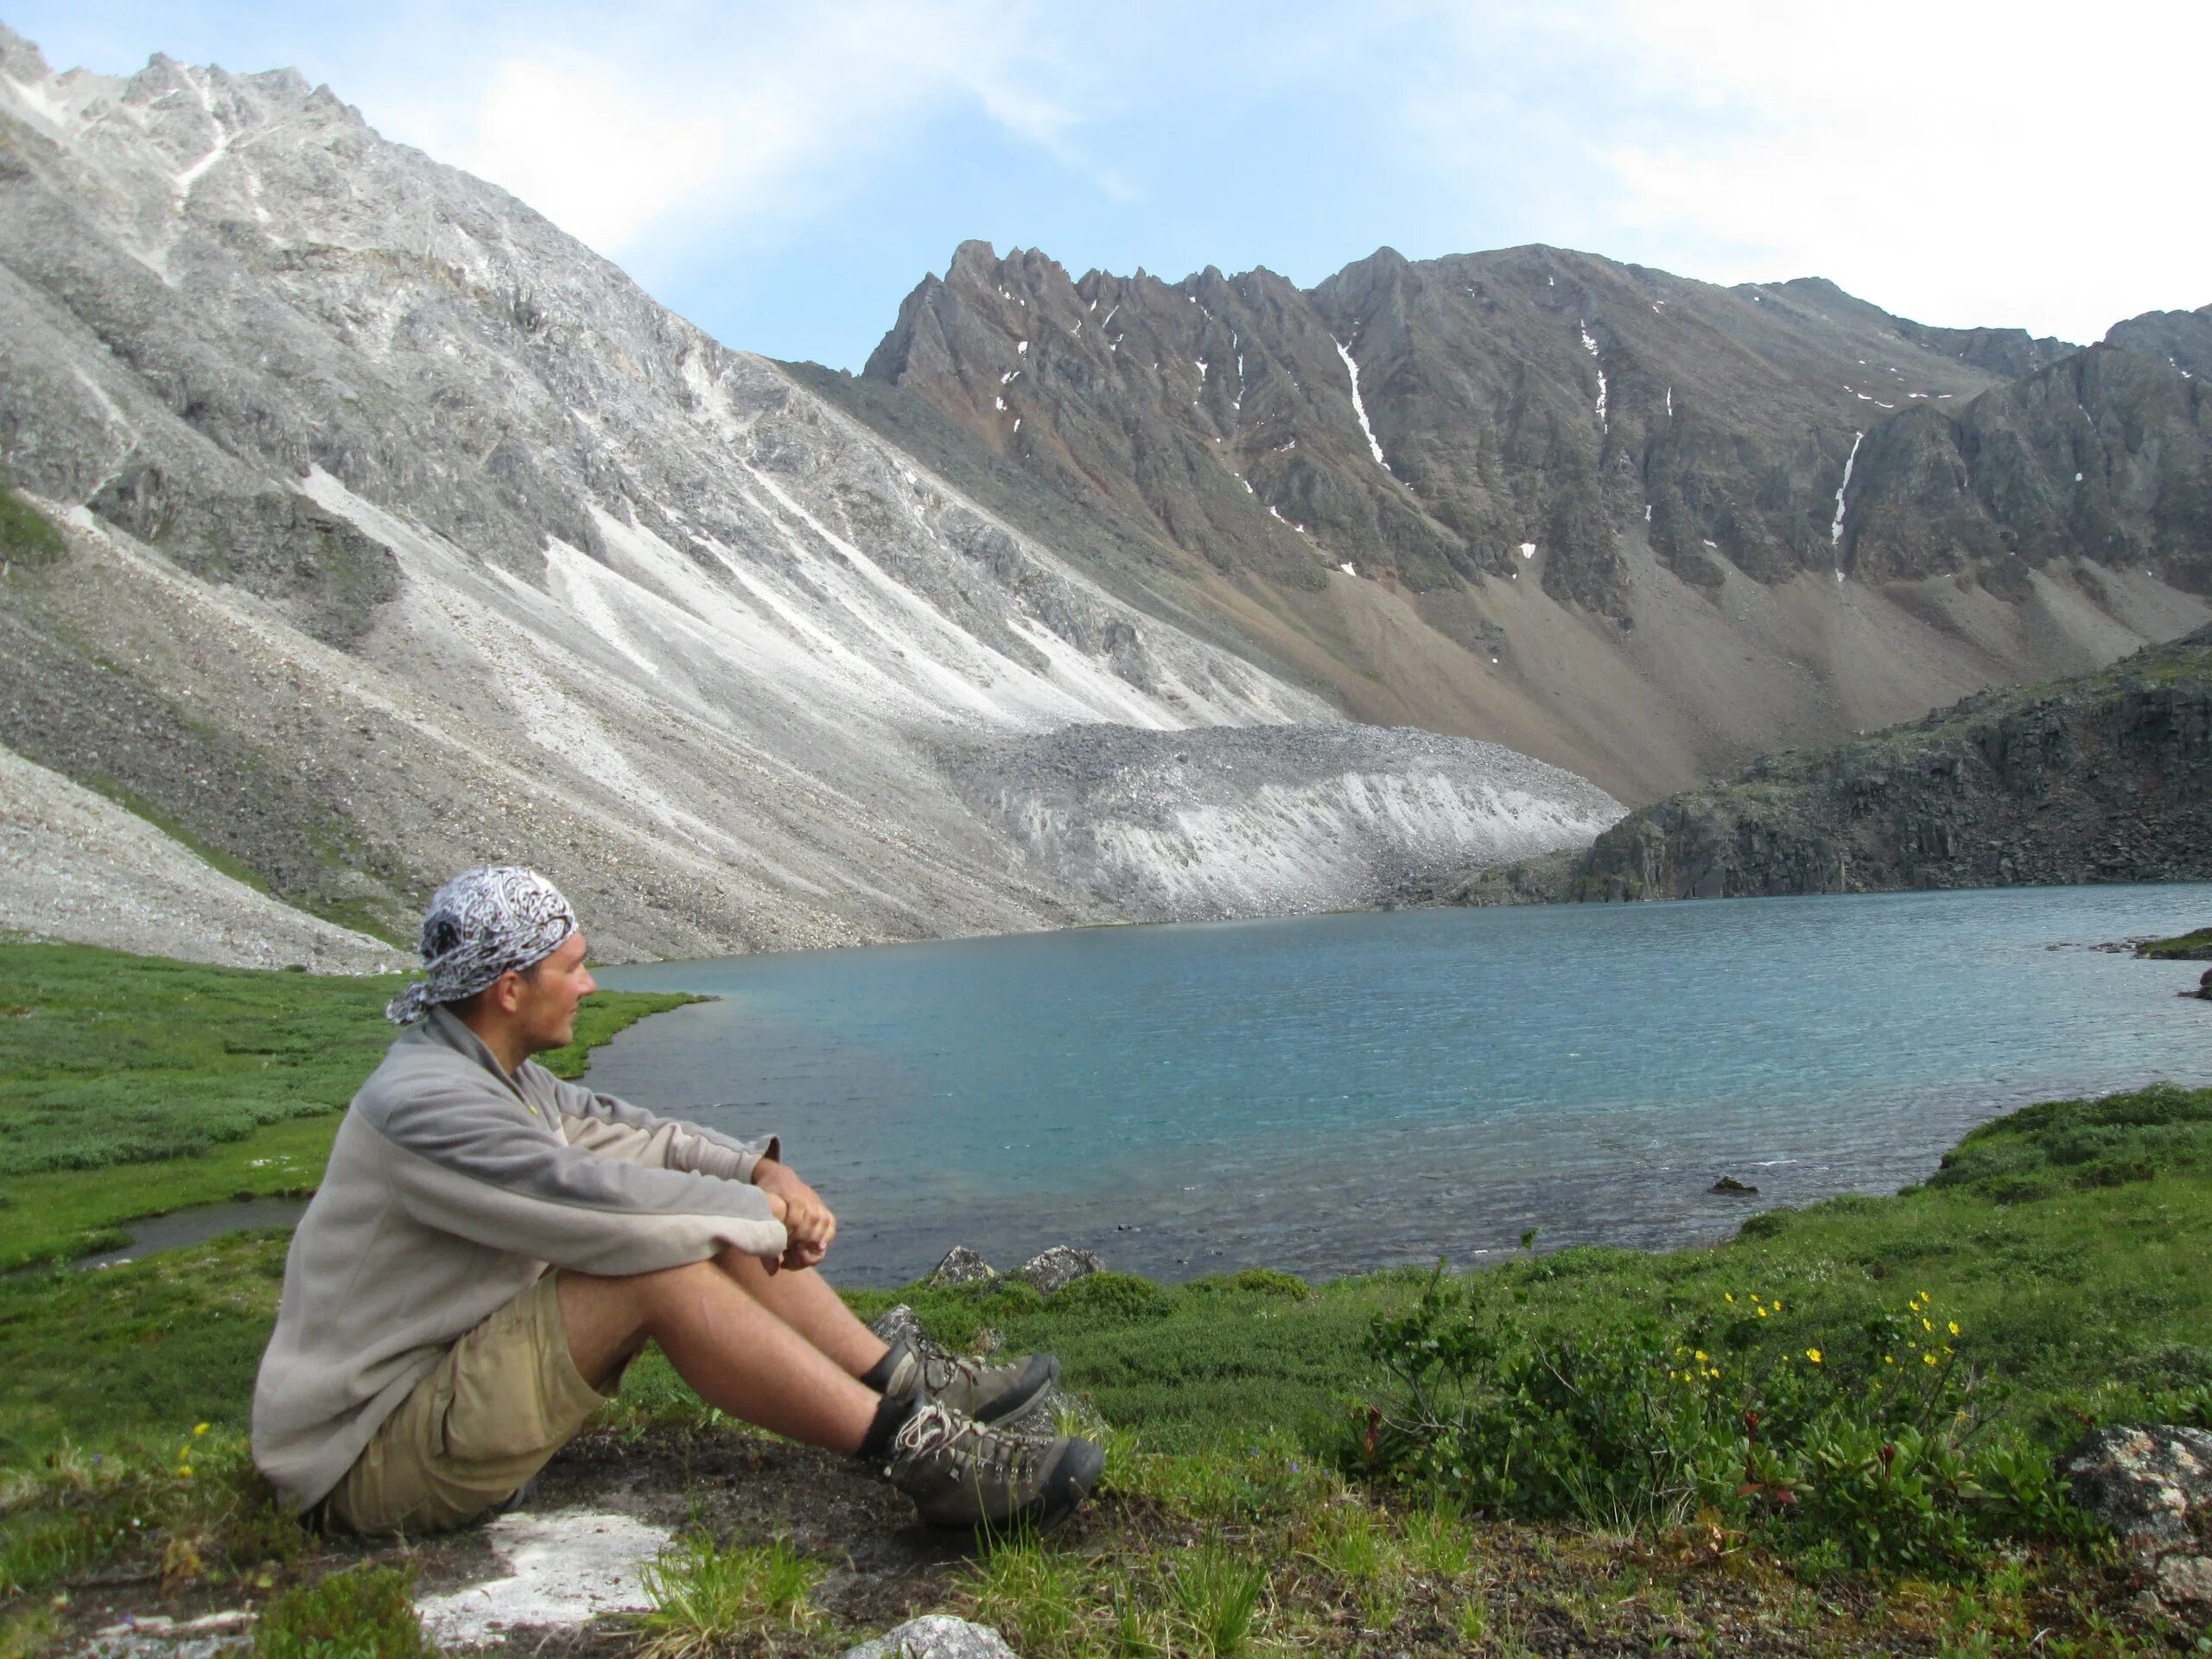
xmin=2107 ymin=304 xmax=2212 ymax=380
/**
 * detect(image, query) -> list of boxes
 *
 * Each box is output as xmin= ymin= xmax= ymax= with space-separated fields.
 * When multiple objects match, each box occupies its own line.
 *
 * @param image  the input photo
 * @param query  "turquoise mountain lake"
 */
xmin=592 ymin=885 xmax=2212 ymax=1286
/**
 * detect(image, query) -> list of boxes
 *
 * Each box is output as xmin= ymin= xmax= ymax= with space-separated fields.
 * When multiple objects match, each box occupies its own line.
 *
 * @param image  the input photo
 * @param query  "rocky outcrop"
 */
xmin=861 ymin=244 xmax=2018 ymax=606
xmin=2107 ymin=305 xmax=2212 ymax=381
xmin=837 ymin=243 xmax=2209 ymax=802
xmin=1840 ymin=346 xmax=2212 ymax=594
xmin=2066 ymin=1425 xmax=2212 ymax=1618
xmin=1012 ymin=1246 xmax=1103 ymax=1295
xmin=1415 ymin=626 xmax=2212 ymax=904
xmin=922 ymin=1247 xmax=998 ymax=1287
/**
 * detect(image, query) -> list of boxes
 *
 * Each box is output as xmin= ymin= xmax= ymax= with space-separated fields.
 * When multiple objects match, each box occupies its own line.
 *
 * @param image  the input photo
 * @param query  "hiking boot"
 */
xmin=878 ymin=1336 xmax=1060 ymax=1425
xmin=880 ymin=1400 xmax=1103 ymax=1531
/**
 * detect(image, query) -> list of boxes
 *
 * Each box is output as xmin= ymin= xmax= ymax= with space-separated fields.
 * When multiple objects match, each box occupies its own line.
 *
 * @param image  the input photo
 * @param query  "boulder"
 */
xmin=869 ymin=1303 xmax=928 ymax=1355
xmin=1014 ymin=1245 xmax=1104 ymax=1295
xmin=2064 ymin=1424 xmax=2212 ymax=1613
xmin=924 ymin=1246 xmax=998 ymax=1287
xmin=842 ymin=1614 xmax=1017 ymax=1658
xmin=1710 ymin=1176 xmax=1759 ymax=1195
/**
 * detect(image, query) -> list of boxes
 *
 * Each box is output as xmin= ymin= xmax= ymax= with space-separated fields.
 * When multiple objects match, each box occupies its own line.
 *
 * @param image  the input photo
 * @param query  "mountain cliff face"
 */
xmin=2106 ymin=305 xmax=2212 ymax=380
xmin=1407 ymin=626 xmax=2212 ymax=906
xmin=839 ymin=245 xmax=2209 ymax=802
xmin=0 ymin=29 xmax=1618 ymax=961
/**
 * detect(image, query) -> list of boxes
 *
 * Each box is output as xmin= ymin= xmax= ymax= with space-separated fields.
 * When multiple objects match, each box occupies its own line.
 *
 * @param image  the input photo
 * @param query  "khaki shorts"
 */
xmin=322 ymin=1272 xmax=614 ymax=1535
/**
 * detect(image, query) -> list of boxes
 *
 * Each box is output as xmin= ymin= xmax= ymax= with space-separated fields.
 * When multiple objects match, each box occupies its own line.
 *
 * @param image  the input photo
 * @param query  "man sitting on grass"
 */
xmin=251 ymin=866 xmax=1102 ymax=1535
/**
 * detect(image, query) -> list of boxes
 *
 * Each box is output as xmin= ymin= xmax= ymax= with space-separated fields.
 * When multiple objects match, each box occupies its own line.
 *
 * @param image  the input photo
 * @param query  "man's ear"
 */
xmin=487 ymin=969 xmax=525 ymax=1015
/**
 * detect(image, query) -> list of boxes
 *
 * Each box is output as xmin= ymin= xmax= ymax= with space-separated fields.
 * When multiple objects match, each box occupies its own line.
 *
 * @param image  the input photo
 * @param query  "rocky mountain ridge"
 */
xmin=0 ymin=29 xmax=1618 ymax=963
xmin=836 ymin=242 xmax=2209 ymax=801
xmin=1404 ymin=624 xmax=2212 ymax=906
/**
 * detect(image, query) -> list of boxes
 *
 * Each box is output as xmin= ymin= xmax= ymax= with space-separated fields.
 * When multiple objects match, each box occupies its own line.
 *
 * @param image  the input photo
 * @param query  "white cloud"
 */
xmin=1382 ymin=0 xmax=2210 ymax=339
xmin=457 ymin=59 xmax=727 ymax=250
xmin=1599 ymin=0 xmax=2212 ymax=337
xmin=364 ymin=0 xmax=1113 ymax=259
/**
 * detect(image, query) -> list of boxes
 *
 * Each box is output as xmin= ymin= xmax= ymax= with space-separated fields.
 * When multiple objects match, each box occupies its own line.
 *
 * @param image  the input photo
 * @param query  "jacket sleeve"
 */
xmin=371 ymin=1073 xmax=787 ymax=1274
xmin=536 ymin=1070 xmax=779 ymax=1179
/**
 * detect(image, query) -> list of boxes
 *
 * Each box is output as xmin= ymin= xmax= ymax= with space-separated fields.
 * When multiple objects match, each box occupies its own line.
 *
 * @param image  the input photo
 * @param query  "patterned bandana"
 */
xmin=385 ymin=867 xmax=579 ymax=1026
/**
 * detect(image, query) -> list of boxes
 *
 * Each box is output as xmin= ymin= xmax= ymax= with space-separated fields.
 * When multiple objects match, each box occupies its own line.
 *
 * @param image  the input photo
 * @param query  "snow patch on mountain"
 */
xmin=1332 ymin=336 xmax=1389 ymax=470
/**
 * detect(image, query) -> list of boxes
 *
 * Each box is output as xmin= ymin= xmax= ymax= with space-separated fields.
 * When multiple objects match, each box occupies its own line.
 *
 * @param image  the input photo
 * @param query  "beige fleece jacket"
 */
xmin=251 ymin=1007 xmax=784 ymax=1510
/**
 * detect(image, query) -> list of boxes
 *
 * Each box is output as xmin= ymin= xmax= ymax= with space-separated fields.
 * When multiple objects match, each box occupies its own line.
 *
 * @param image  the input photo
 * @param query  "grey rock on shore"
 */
xmin=2065 ymin=1424 xmax=2212 ymax=1616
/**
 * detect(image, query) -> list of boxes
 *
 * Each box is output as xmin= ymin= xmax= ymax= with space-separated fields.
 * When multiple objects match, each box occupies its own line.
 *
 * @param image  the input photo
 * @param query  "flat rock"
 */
xmin=1013 ymin=1245 xmax=1103 ymax=1294
xmin=413 ymin=1509 xmax=671 ymax=1645
xmin=85 ymin=1610 xmax=254 ymax=1659
xmin=842 ymin=1614 xmax=1015 ymax=1658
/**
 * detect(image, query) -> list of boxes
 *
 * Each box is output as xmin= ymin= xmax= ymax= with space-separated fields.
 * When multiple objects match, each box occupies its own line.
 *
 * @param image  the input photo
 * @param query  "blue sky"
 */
xmin=12 ymin=2 xmax=2207 ymax=371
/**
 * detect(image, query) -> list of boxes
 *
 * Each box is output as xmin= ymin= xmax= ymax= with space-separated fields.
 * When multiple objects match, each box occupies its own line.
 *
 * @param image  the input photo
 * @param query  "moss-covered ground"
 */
xmin=2137 ymin=926 xmax=2212 ymax=962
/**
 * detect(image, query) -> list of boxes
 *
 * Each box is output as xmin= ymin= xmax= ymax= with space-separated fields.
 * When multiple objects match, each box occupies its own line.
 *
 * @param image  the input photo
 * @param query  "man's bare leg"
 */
xmin=557 ymin=1261 xmax=879 ymax=1454
xmin=713 ymin=1249 xmax=891 ymax=1378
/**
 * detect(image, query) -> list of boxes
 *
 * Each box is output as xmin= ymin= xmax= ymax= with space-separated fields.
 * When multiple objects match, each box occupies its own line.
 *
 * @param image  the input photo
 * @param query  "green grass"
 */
xmin=2136 ymin=925 xmax=2212 ymax=960
xmin=634 ymin=1533 xmax=826 ymax=1657
xmin=0 ymin=486 xmax=66 ymax=569
xmin=78 ymin=778 xmax=278 ymax=899
xmin=0 ymin=942 xmax=700 ymax=1266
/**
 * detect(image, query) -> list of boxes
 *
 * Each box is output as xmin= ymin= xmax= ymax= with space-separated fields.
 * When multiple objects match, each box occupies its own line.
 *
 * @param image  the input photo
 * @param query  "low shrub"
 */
xmin=254 ymin=1565 xmax=429 ymax=1659
xmin=1362 ymin=1269 xmax=2087 ymax=1574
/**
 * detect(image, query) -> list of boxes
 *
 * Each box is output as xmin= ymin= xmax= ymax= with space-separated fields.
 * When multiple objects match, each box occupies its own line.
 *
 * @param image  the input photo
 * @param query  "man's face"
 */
xmin=512 ymin=932 xmax=595 ymax=1053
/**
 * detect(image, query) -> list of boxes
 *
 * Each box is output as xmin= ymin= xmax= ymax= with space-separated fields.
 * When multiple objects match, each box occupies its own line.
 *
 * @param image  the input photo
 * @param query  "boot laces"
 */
xmin=918 ymin=1348 xmax=996 ymax=1395
xmin=892 ymin=1401 xmax=1046 ymax=1480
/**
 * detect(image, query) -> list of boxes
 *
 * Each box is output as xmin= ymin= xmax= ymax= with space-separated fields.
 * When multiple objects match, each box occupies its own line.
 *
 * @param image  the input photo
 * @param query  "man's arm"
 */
xmin=371 ymin=1076 xmax=788 ymax=1273
xmin=540 ymin=1075 xmax=832 ymax=1270
xmin=540 ymin=1072 xmax=779 ymax=1180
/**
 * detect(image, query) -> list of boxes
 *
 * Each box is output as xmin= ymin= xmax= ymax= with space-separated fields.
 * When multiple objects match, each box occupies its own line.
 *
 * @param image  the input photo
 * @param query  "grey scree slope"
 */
xmin=0 ymin=29 xmax=1619 ymax=963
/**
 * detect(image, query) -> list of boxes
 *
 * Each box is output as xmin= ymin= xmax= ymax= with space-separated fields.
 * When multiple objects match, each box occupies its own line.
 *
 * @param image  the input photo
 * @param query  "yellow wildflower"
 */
xmin=193 ymin=1423 xmax=209 ymax=1437
xmin=1773 ymin=1300 xmax=1783 ymax=1313
xmin=1725 ymin=1293 xmax=1735 ymax=1304
xmin=1923 ymin=1352 xmax=1938 ymax=1367
xmin=1948 ymin=1321 xmax=1960 ymax=1337
xmin=1757 ymin=1306 xmax=1769 ymax=1319
xmin=1806 ymin=1348 xmax=1822 ymax=1364
xmin=1694 ymin=1350 xmax=1707 ymax=1362
xmin=1922 ymin=1318 xmax=1932 ymax=1332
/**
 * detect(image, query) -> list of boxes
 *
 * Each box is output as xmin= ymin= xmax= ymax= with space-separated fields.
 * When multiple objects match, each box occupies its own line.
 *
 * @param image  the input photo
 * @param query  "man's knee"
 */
xmin=559 ymin=1259 xmax=734 ymax=1363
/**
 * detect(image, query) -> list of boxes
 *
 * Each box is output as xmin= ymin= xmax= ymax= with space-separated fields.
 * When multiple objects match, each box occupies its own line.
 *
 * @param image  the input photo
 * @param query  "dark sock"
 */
xmin=856 ymin=1391 xmax=918 ymax=1463
xmin=857 ymin=1341 xmax=902 ymax=1394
